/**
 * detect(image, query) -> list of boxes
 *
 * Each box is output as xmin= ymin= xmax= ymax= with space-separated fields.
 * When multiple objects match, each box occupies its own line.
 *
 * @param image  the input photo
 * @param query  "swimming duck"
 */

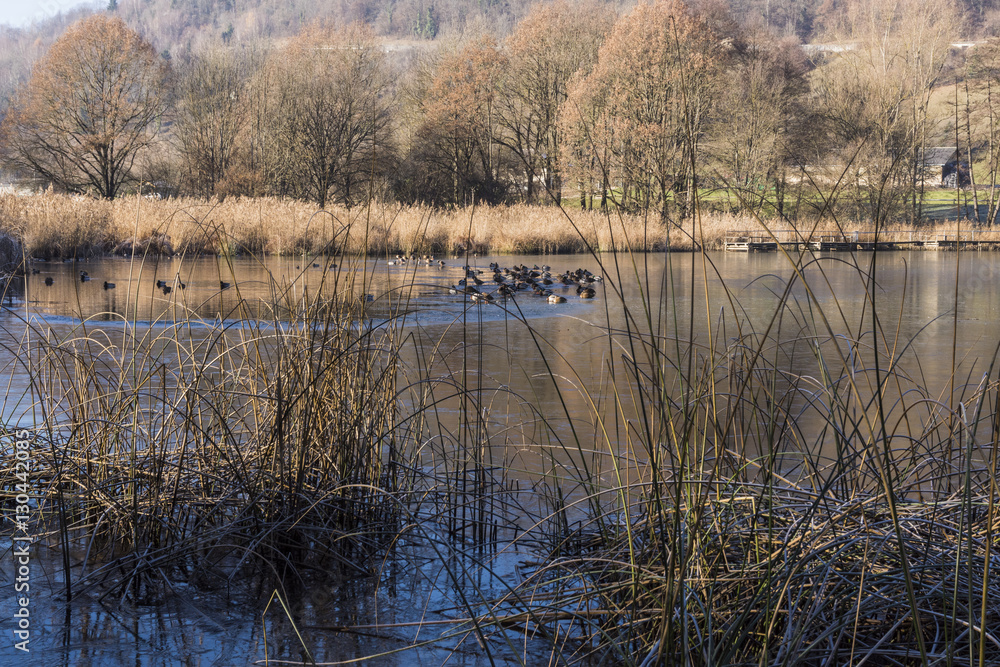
xmin=103 ymin=281 xmax=115 ymax=290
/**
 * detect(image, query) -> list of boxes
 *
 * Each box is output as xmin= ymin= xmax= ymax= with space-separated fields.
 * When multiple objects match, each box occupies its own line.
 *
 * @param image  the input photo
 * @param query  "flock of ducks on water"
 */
xmin=34 ymin=268 xmax=228 ymax=294
xmin=447 ymin=262 xmax=602 ymax=305
xmin=388 ymin=254 xmax=446 ymax=268
xmin=30 ymin=256 xmax=602 ymax=305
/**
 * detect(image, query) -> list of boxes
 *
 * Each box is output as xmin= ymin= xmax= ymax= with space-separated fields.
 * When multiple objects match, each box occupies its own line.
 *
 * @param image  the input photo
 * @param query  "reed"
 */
xmin=367 ymin=244 xmax=1000 ymax=665
xmin=0 ymin=191 xmax=669 ymax=258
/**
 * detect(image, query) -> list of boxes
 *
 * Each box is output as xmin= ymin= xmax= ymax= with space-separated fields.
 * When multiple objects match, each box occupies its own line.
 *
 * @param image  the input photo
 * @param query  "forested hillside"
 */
xmin=4 ymin=0 xmax=999 ymax=101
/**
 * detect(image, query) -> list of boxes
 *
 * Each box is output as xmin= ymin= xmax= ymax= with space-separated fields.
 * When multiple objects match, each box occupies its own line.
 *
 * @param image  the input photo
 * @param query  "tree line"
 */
xmin=5 ymin=0 xmax=1000 ymax=224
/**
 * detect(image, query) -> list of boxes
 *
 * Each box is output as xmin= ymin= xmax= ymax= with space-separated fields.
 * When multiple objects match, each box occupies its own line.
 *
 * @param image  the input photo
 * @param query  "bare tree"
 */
xmin=809 ymin=0 xmax=958 ymax=225
xmin=269 ymin=22 xmax=395 ymax=209
xmin=964 ymin=39 xmax=1000 ymax=224
xmin=0 ymin=16 xmax=169 ymax=199
xmin=708 ymin=25 xmax=809 ymax=217
xmin=174 ymin=45 xmax=254 ymax=197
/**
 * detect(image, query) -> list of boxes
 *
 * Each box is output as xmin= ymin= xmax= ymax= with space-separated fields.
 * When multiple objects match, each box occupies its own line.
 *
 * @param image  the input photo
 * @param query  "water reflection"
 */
xmin=7 ymin=250 xmax=998 ymax=467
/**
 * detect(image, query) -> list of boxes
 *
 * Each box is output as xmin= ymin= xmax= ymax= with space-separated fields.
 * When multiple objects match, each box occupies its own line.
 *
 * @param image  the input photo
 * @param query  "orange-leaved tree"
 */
xmin=410 ymin=36 xmax=509 ymax=206
xmin=497 ymin=0 xmax=615 ymax=204
xmin=0 ymin=15 xmax=169 ymax=199
xmin=561 ymin=0 xmax=724 ymax=221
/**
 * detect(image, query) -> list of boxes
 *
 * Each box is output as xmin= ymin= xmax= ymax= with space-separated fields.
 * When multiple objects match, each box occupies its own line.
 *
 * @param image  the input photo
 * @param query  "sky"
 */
xmin=0 ymin=0 xmax=94 ymax=28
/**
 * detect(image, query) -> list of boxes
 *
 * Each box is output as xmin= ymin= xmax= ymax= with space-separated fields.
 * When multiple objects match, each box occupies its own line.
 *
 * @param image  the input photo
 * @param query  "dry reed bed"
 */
xmin=0 ymin=191 xmax=956 ymax=260
xmin=479 ymin=486 xmax=1000 ymax=665
xmin=0 ymin=192 xmax=672 ymax=258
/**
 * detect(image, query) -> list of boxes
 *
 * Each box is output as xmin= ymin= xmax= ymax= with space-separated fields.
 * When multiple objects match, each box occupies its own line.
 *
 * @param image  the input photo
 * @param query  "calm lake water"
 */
xmin=9 ymin=249 xmax=994 ymax=456
xmin=1 ymin=248 xmax=996 ymax=664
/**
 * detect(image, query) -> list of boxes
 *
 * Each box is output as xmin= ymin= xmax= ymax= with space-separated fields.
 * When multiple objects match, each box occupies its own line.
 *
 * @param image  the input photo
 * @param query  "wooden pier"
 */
xmin=810 ymin=235 xmax=854 ymax=252
xmin=723 ymin=233 xmax=777 ymax=252
xmin=723 ymin=229 xmax=1000 ymax=252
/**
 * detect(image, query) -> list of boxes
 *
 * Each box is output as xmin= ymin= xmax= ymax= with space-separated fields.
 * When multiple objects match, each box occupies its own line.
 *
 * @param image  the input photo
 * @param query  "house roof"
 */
xmin=922 ymin=147 xmax=958 ymax=167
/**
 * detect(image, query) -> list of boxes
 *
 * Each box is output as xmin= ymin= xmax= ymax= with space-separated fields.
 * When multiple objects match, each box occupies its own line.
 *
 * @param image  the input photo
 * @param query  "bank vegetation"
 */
xmin=5 ymin=190 xmax=974 ymax=259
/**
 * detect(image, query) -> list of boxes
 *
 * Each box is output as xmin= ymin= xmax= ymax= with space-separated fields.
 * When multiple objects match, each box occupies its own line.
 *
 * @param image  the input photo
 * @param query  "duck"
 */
xmin=532 ymin=284 xmax=552 ymax=297
xmin=578 ymin=287 xmax=596 ymax=299
xmin=156 ymin=279 xmax=167 ymax=288
xmin=161 ymin=285 xmax=172 ymax=295
xmin=44 ymin=277 xmax=53 ymax=286
xmin=470 ymin=292 xmax=494 ymax=304
xmin=548 ymin=294 xmax=567 ymax=304
xmin=103 ymin=281 xmax=115 ymax=290
xmin=220 ymin=281 xmax=231 ymax=290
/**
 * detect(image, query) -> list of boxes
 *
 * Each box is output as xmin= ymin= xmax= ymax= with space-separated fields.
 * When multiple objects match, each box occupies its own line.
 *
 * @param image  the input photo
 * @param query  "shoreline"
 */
xmin=0 ymin=191 xmax=992 ymax=261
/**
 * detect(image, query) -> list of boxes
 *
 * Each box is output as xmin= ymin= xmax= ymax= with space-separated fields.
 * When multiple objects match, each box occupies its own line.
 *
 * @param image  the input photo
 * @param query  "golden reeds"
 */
xmin=1 ymin=190 xmax=940 ymax=259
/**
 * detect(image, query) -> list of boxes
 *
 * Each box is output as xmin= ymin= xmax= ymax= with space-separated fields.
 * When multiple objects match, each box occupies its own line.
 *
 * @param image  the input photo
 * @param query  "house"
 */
xmin=920 ymin=147 xmax=969 ymax=187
